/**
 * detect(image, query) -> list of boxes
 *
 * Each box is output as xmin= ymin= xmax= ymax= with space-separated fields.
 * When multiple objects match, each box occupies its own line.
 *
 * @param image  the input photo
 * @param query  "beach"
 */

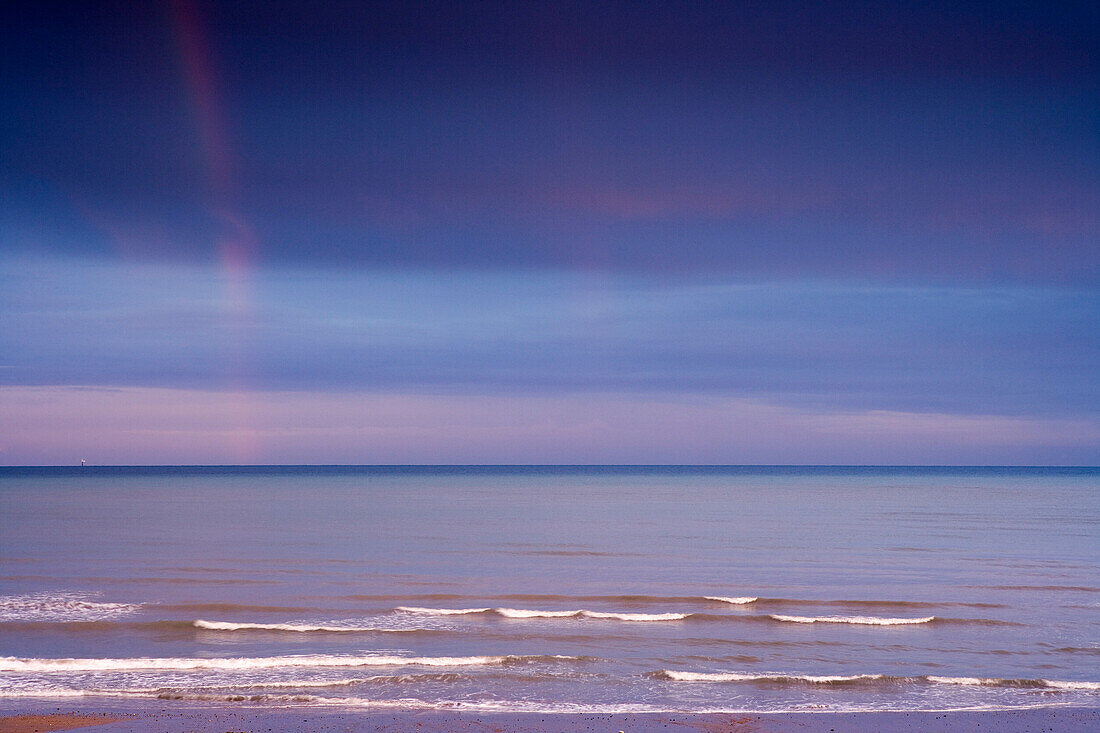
xmin=3 ymin=708 xmax=1100 ymax=732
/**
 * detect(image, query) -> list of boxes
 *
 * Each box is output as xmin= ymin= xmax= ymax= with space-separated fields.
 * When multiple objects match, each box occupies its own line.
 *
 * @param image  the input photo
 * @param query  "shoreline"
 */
xmin=2 ymin=708 xmax=1097 ymax=733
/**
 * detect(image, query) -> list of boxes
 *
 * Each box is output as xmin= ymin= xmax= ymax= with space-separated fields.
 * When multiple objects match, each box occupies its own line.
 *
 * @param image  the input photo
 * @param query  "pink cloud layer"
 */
xmin=1 ymin=386 xmax=1095 ymax=465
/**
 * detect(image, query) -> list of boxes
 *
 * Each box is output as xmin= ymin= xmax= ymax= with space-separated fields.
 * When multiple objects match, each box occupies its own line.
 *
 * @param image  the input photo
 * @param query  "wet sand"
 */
xmin=0 ymin=715 xmax=125 ymax=733
xmin=1 ymin=709 xmax=1097 ymax=733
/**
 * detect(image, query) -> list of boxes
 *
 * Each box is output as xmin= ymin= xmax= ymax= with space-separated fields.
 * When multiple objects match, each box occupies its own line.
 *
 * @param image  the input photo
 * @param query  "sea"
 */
xmin=0 ymin=466 xmax=1097 ymax=715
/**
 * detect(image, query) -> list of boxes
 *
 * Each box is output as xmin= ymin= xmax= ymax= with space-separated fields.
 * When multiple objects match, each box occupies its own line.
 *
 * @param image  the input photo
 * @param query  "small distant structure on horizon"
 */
xmin=81 ymin=458 xmax=86 ymax=467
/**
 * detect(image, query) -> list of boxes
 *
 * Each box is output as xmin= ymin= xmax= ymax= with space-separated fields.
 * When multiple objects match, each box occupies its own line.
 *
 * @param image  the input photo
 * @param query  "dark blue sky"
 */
xmin=4 ymin=0 xmax=1097 ymax=278
xmin=1 ymin=2 xmax=1097 ymax=463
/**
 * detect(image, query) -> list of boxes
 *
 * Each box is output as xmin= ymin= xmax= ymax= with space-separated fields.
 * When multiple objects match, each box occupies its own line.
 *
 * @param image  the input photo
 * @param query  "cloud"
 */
xmin=1 ymin=386 xmax=1095 ymax=466
xmin=3 ymin=3 xmax=1097 ymax=282
xmin=2 ymin=255 xmax=1096 ymax=420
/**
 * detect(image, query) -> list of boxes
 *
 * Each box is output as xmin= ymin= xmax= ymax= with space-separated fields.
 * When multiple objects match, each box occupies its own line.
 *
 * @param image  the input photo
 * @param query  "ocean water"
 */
xmin=0 ymin=466 xmax=1097 ymax=714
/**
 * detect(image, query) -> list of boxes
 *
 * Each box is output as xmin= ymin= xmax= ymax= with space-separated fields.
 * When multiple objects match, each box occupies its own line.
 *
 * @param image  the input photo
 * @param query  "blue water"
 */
xmin=1 ymin=466 xmax=1097 ymax=713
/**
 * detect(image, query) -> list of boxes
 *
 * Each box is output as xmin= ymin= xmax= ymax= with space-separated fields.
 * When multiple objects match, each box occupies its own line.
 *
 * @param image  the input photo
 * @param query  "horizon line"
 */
xmin=1 ymin=464 xmax=1096 ymax=470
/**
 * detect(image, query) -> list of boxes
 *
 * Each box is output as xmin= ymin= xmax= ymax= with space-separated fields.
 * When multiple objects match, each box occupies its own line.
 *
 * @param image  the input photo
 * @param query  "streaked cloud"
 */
xmin=2 ymin=386 xmax=1095 ymax=466
xmin=2 ymin=255 xmax=1095 ymax=421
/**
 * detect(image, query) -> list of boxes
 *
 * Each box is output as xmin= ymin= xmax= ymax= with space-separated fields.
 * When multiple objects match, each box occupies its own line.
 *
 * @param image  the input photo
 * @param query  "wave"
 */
xmin=754 ymin=598 xmax=1004 ymax=609
xmin=655 ymin=671 xmax=885 ymax=684
xmin=356 ymin=593 xmax=707 ymax=603
xmin=147 ymin=693 xmax=666 ymax=713
xmin=353 ymin=593 xmax=1007 ymax=611
xmin=0 ymin=686 xmax=666 ymax=713
xmin=396 ymin=607 xmax=491 ymax=615
xmin=142 ymin=674 xmax=469 ymax=692
xmin=496 ymin=608 xmax=581 ymax=619
xmin=0 ymin=689 xmax=107 ymax=698
xmin=582 ymin=611 xmax=690 ymax=621
xmin=769 ymin=614 xmax=935 ymax=625
xmin=0 ymin=653 xmax=587 ymax=673
xmin=393 ymin=607 xmax=1011 ymax=625
xmin=0 ymin=593 xmax=141 ymax=623
xmin=0 ymin=618 xmax=447 ymax=635
xmin=927 ymin=676 xmax=1100 ymax=690
xmin=192 ymin=620 xmax=438 ymax=633
xmin=400 ymin=607 xmax=689 ymax=621
xmin=160 ymin=603 xmax=321 ymax=613
xmin=656 ymin=670 xmax=1100 ymax=691
xmin=1047 ymin=681 xmax=1100 ymax=691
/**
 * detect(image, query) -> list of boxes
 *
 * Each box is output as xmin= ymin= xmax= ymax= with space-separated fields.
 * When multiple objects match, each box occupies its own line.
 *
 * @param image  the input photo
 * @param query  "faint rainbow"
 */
xmin=169 ymin=0 xmax=258 ymax=462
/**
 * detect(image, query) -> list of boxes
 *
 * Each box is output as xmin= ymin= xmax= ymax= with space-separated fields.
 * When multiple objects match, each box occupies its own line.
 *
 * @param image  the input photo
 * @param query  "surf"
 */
xmin=399 ymin=607 xmax=691 ymax=621
xmin=0 ymin=653 xmax=587 ymax=673
xmin=768 ymin=614 xmax=936 ymax=625
xmin=192 ymin=619 xmax=435 ymax=633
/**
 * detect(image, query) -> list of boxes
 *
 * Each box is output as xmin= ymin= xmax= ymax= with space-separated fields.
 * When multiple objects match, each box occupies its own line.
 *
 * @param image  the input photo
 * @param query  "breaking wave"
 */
xmin=0 ymin=653 xmax=587 ymax=673
xmin=399 ymin=607 xmax=690 ymax=621
xmin=382 ymin=594 xmax=983 ymax=608
xmin=656 ymin=670 xmax=1100 ymax=690
xmin=396 ymin=607 xmax=491 ymax=615
xmin=0 ymin=593 xmax=141 ymax=623
xmin=927 ymin=676 xmax=1100 ymax=690
xmin=655 ymin=671 xmax=886 ymax=684
xmin=193 ymin=619 xmax=436 ymax=633
xmin=581 ymin=611 xmax=690 ymax=621
xmin=769 ymin=614 xmax=936 ymax=625
xmin=390 ymin=607 xmax=1015 ymax=625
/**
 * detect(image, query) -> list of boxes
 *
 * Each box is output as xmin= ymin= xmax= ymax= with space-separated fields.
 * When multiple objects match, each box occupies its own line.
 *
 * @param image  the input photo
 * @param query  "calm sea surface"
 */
xmin=1 ymin=466 xmax=1097 ymax=713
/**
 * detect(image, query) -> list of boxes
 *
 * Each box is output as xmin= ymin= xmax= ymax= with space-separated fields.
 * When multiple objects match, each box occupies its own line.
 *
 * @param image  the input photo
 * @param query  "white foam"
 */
xmin=496 ymin=608 xmax=581 ymax=618
xmin=325 ymin=698 xmax=667 ymax=713
xmin=662 ymin=671 xmax=761 ymax=682
xmin=1044 ymin=680 xmax=1100 ymax=690
xmin=0 ymin=686 xmax=157 ymax=699
xmin=581 ymin=611 xmax=690 ymax=621
xmin=0 ymin=689 xmax=93 ymax=698
xmin=397 ymin=607 xmax=689 ymax=621
xmin=397 ymin=607 xmax=490 ymax=615
xmin=277 ymin=697 xmax=667 ymax=713
xmin=928 ymin=676 xmax=1100 ymax=690
xmin=770 ymin=614 xmax=935 ymax=625
xmin=198 ymin=678 xmax=370 ymax=690
xmin=928 ymin=676 xmax=990 ymax=686
xmin=0 ymin=593 xmax=141 ymax=623
xmin=704 ymin=596 xmax=758 ymax=605
xmin=661 ymin=671 xmax=883 ymax=683
xmin=0 ymin=653 xmax=549 ymax=673
xmin=194 ymin=620 xmax=413 ymax=633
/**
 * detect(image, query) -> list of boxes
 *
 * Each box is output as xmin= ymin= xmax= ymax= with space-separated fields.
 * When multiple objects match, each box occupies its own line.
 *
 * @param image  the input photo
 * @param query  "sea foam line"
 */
xmin=658 ymin=671 xmax=884 ymax=684
xmin=0 ymin=688 xmax=665 ymax=713
xmin=0 ymin=593 xmax=141 ymax=623
xmin=928 ymin=676 xmax=1100 ymax=690
xmin=399 ymin=607 xmax=689 ymax=621
xmin=657 ymin=670 xmax=1100 ymax=690
xmin=396 ymin=607 xmax=491 ymax=615
xmin=0 ymin=653 xmax=583 ymax=673
xmin=769 ymin=614 xmax=935 ymax=625
xmin=704 ymin=596 xmax=758 ymax=605
xmin=193 ymin=620 xmax=429 ymax=633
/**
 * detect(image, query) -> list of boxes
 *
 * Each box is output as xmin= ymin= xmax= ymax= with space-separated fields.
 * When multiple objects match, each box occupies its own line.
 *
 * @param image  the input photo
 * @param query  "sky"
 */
xmin=1 ymin=1 xmax=1097 ymax=464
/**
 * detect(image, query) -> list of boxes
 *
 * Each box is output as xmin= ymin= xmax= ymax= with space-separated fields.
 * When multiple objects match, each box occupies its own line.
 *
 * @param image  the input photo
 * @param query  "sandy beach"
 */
xmin=0 ymin=715 xmax=124 ymax=733
xmin=2 ymin=708 xmax=1098 ymax=733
